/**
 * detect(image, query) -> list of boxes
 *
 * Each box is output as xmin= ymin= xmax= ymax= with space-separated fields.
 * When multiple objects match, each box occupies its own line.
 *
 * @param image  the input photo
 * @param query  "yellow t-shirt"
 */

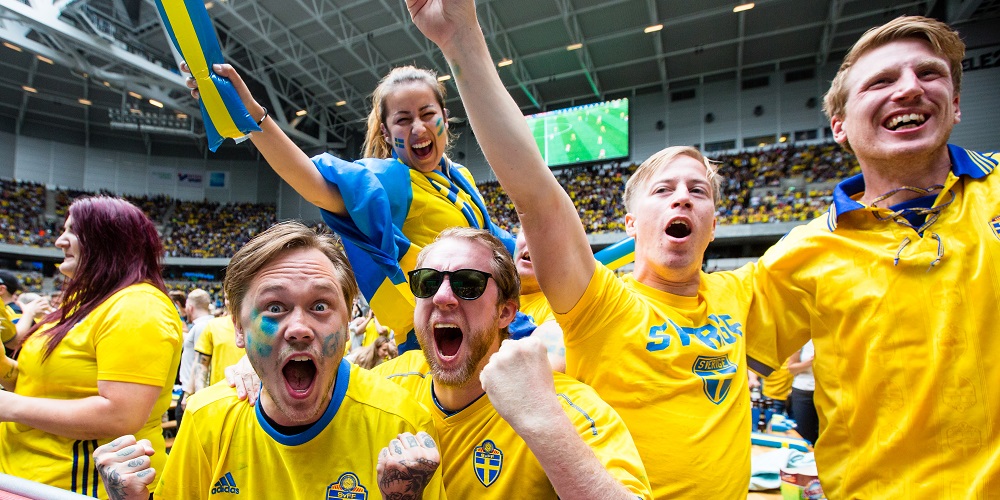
xmin=156 ymin=360 xmax=445 ymax=499
xmin=373 ymin=351 xmax=652 ymax=499
xmin=762 ymin=360 xmax=793 ymax=401
xmin=195 ymin=315 xmax=244 ymax=386
xmin=0 ymin=304 xmax=14 ymax=345
xmin=519 ymin=291 xmax=555 ymax=325
xmin=0 ymin=283 xmax=182 ymax=499
xmin=746 ymin=147 xmax=1000 ymax=498
xmin=557 ymin=264 xmax=755 ymax=499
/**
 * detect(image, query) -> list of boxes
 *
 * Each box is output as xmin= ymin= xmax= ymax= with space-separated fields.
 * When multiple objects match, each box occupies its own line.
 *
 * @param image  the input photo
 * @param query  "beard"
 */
xmin=420 ymin=317 xmax=501 ymax=388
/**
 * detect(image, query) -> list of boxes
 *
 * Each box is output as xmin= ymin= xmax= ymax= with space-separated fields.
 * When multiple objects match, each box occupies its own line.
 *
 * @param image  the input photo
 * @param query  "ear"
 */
xmin=952 ymin=93 xmax=961 ymax=125
xmin=233 ymin=317 xmax=246 ymax=349
xmin=624 ymin=212 xmax=637 ymax=238
xmin=830 ymin=115 xmax=848 ymax=146
xmin=443 ymin=108 xmax=450 ymax=126
xmin=380 ymin=123 xmax=391 ymax=143
xmin=497 ymin=299 xmax=518 ymax=330
xmin=710 ymin=216 xmax=717 ymax=242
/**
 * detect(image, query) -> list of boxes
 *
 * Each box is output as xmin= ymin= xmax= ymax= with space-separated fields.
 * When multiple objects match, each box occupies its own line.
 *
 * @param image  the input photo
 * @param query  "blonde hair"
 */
xmin=824 ymin=16 xmax=964 ymax=124
xmin=623 ymin=146 xmax=721 ymax=212
xmin=186 ymin=288 xmax=211 ymax=311
xmin=361 ymin=66 xmax=455 ymax=159
xmin=224 ymin=221 xmax=358 ymax=321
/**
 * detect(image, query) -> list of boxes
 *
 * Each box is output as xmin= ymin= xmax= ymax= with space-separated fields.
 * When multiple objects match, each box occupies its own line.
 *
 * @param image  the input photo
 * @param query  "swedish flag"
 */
xmin=594 ymin=237 xmax=635 ymax=270
xmin=154 ymin=0 xmax=259 ymax=151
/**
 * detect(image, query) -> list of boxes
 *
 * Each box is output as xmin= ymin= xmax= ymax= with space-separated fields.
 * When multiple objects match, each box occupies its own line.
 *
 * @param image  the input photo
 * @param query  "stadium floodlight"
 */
xmin=733 ymin=3 xmax=755 ymax=13
xmin=335 ymin=100 xmax=347 ymax=106
xmin=3 ymin=42 xmax=22 ymax=52
xmin=79 ymin=99 xmax=92 ymax=106
xmin=22 ymin=86 xmax=38 ymax=93
xmin=644 ymin=24 xmax=663 ymax=33
xmin=295 ymin=109 xmax=308 ymax=117
xmin=497 ymin=58 xmax=513 ymax=67
xmin=36 ymin=55 xmax=54 ymax=64
xmin=567 ymin=43 xmax=583 ymax=51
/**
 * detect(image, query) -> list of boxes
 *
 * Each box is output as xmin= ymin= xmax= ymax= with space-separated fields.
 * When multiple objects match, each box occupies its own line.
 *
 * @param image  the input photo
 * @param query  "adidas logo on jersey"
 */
xmin=211 ymin=472 xmax=240 ymax=495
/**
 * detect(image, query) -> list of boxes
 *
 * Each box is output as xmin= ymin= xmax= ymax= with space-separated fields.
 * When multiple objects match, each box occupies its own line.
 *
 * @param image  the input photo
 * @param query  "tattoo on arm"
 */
xmin=193 ymin=353 xmax=212 ymax=392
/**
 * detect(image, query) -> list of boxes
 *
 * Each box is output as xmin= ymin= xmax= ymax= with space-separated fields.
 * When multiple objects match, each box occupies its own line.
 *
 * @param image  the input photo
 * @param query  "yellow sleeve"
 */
xmin=95 ymin=287 xmax=182 ymax=386
xmin=555 ymin=375 xmax=653 ymax=499
xmin=0 ymin=306 xmax=14 ymax=345
xmin=195 ymin=320 xmax=215 ymax=356
xmin=745 ymin=233 xmax=815 ymax=374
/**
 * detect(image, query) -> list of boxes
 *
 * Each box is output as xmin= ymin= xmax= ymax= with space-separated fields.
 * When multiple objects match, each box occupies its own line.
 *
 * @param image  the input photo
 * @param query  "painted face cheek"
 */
xmin=435 ymin=117 xmax=445 ymax=137
xmin=321 ymin=329 xmax=345 ymax=357
xmin=248 ymin=309 xmax=275 ymax=357
xmin=394 ymin=137 xmax=405 ymax=149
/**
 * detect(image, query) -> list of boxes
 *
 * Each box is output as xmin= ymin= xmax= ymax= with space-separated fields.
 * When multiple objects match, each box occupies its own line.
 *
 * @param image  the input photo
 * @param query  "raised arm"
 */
xmin=407 ymin=0 xmax=594 ymax=313
xmin=184 ymin=62 xmax=346 ymax=215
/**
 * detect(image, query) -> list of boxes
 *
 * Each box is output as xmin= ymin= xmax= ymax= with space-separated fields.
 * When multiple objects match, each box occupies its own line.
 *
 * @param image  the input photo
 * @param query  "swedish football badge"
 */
xmin=473 ymin=439 xmax=504 ymax=487
xmin=990 ymin=214 xmax=1000 ymax=242
xmin=326 ymin=472 xmax=368 ymax=499
xmin=693 ymin=354 xmax=737 ymax=404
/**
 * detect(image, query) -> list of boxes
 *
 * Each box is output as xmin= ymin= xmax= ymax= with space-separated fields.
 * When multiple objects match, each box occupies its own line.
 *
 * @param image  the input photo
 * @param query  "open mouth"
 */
xmin=412 ymin=139 xmax=434 ymax=159
xmin=282 ymin=357 xmax=317 ymax=396
xmin=884 ymin=113 xmax=927 ymax=131
xmin=520 ymin=251 xmax=531 ymax=263
xmin=665 ymin=220 xmax=692 ymax=238
xmin=434 ymin=324 xmax=463 ymax=358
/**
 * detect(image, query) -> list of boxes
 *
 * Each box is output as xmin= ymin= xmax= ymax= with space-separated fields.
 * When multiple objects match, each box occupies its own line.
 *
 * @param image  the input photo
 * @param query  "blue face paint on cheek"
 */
xmin=248 ymin=308 xmax=275 ymax=357
xmin=394 ymin=138 xmax=405 ymax=149
xmin=260 ymin=316 xmax=278 ymax=337
xmin=435 ymin=117 xmax=445 ymax=136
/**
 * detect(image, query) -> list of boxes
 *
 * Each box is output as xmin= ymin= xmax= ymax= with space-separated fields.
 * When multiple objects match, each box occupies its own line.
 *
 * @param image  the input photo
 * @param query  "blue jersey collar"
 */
xmin=257 ymin=358 xmax=351 ymax=445
xmin=829 ymin=144 xmax=996 ymax=224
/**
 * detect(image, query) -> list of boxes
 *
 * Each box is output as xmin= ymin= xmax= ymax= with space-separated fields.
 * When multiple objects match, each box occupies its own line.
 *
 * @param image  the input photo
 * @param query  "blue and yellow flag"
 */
xmin=594 ymin=237 xmax=635 ymax=271
xmin=154 ymin=0 xmax=259 ymax=151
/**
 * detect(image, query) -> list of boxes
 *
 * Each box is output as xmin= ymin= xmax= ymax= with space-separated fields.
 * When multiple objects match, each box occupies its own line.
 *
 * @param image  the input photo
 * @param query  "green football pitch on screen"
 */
xmin=526 ymin=98 xmax=629 ymax=168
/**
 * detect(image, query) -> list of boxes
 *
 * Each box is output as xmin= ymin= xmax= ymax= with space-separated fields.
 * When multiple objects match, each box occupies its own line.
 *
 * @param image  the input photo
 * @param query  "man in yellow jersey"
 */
xmin=745 ymin=16 xmax=999 ymax=498
xmin=191 ymin=310 xmax=244 ymax=393
xmin=373 ymin=227 xmax=651 ymax=499
xmin=406 ymin=1 xmax=754 ymax=497
xmin=92 ymin=222 xmax=444 ymax=500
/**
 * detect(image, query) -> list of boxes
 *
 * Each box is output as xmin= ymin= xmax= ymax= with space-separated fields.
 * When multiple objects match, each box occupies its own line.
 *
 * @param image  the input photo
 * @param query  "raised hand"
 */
xmin=376 ymin=431 xmax=440 ymax=500
xmin=180 ymin=61 xmax=264 ymax=119
xmin=480 ymin=337 xmax=561 ymax=433
xmin=406 ymin=0 xmax=479 ymax=54
xmin=92 ymin=435 xmax=157 ymax=500
xmin=224 ymin=355 xmax=261 ymax=406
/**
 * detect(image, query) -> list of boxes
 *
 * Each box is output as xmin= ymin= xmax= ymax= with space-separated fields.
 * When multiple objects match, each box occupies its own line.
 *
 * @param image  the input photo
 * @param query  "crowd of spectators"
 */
xmin=0 ymin=179 xmax=51 ymax=246
xmin=478 ymin=142 xmax=859 ymax=233
xmin=162 ymin=201 xmax=276 ymax=258
xmin=1 ymin=142 xmax=859 ymax=255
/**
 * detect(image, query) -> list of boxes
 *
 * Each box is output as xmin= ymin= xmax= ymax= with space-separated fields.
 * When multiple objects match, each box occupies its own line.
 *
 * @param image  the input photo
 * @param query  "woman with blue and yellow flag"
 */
xmin=186 ymin=63 xmax=514 ymax=353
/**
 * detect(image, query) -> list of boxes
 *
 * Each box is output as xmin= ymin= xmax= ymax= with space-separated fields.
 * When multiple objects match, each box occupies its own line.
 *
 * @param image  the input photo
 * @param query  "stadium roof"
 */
xmin=0 ymin=0 xmax=997 ymax=155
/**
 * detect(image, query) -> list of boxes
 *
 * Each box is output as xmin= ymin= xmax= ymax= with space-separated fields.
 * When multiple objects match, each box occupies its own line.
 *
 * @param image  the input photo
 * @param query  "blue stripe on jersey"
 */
xmin=558 ymin=393 xmax=598 ymax=436
xmin=257 ymin=359 xmax=351 ymax=445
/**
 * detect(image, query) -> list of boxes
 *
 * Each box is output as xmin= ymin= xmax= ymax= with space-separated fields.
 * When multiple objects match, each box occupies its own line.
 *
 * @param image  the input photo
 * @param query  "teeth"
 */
xmin=412 ymin=139 xmax=431 ymax=148
xmin=671 ymin=221 xmax=689 ymax=228
xmin=435 ymin=323 xmax=458 ymax=329
xmin=886 ymin=113 xmax=926 ymax=129
xmin=291 ymin=356 xmax=309 ymax=362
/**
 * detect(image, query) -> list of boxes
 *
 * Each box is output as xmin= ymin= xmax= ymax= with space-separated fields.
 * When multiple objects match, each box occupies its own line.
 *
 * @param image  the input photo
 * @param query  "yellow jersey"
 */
xmin=195 ymin=315 xmax=244 ymax=386
xmin=746 ymin=146 xmax=1000 ymax=498
xmin=157 ymin=360 xmax=446 ymax=499
xmin=557 ymin=263 xmax=755 ymax=499
xmin=0 ymin=283 xmax=182 ymax=499
xmin=372 ymin=351 xmax=652 ymax=499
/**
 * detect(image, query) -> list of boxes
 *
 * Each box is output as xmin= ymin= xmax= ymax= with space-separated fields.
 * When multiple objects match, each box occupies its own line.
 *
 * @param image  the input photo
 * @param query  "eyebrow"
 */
xmin=255 ymin=281 xmax=339 ymax=296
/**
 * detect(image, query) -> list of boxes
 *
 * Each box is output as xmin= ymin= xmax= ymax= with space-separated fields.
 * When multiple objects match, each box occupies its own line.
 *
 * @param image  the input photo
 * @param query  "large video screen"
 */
xmin=526 ymin=98 xmax=629 ymax=168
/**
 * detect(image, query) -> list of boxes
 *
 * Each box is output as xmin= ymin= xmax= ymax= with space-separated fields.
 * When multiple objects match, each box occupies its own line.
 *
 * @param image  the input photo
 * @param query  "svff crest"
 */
xmin=473 ymin=439 xmax=503 ymax=487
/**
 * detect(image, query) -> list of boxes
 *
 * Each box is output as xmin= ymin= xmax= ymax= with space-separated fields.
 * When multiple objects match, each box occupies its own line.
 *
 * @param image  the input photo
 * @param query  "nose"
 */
xmin=55 ymin=233 xmax=68 ymax=249
xmin=283 ymin=308 xmax=316 ymax=343
xmin=892 ymin=69 xmax=924 ymax=101
xmin=671 ymin=186 xmax=693 ymax=208
xmin=431 ymin=276 xmax=459 ymax=308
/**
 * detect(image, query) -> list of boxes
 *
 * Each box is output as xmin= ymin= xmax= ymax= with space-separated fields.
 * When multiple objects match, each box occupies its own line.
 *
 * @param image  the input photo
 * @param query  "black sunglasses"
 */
xmin=408 ymin=268 xmax=493 ymax=300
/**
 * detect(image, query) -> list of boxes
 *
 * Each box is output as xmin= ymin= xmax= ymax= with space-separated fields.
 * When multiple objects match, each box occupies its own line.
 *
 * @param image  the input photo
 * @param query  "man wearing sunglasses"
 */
xmin=372 ymin=227 xmax=652 ymax=499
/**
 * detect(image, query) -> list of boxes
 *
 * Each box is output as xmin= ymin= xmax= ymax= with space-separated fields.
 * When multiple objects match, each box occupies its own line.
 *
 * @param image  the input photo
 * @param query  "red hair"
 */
xmin=28 ymin=196 xmax=166 ymax=359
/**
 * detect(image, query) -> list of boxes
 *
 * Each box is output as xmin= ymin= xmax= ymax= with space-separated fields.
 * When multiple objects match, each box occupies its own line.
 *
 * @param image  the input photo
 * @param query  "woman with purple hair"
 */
xmin=0 ymin=196 xmax=183 ymax=498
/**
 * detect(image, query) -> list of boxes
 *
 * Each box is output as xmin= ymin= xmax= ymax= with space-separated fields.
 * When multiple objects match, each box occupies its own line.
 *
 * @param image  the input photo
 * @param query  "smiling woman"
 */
xmin=185 ymin=64 xmax=515 ymax=354
xmin=0 ymin=196 xmax=183 ymax=499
